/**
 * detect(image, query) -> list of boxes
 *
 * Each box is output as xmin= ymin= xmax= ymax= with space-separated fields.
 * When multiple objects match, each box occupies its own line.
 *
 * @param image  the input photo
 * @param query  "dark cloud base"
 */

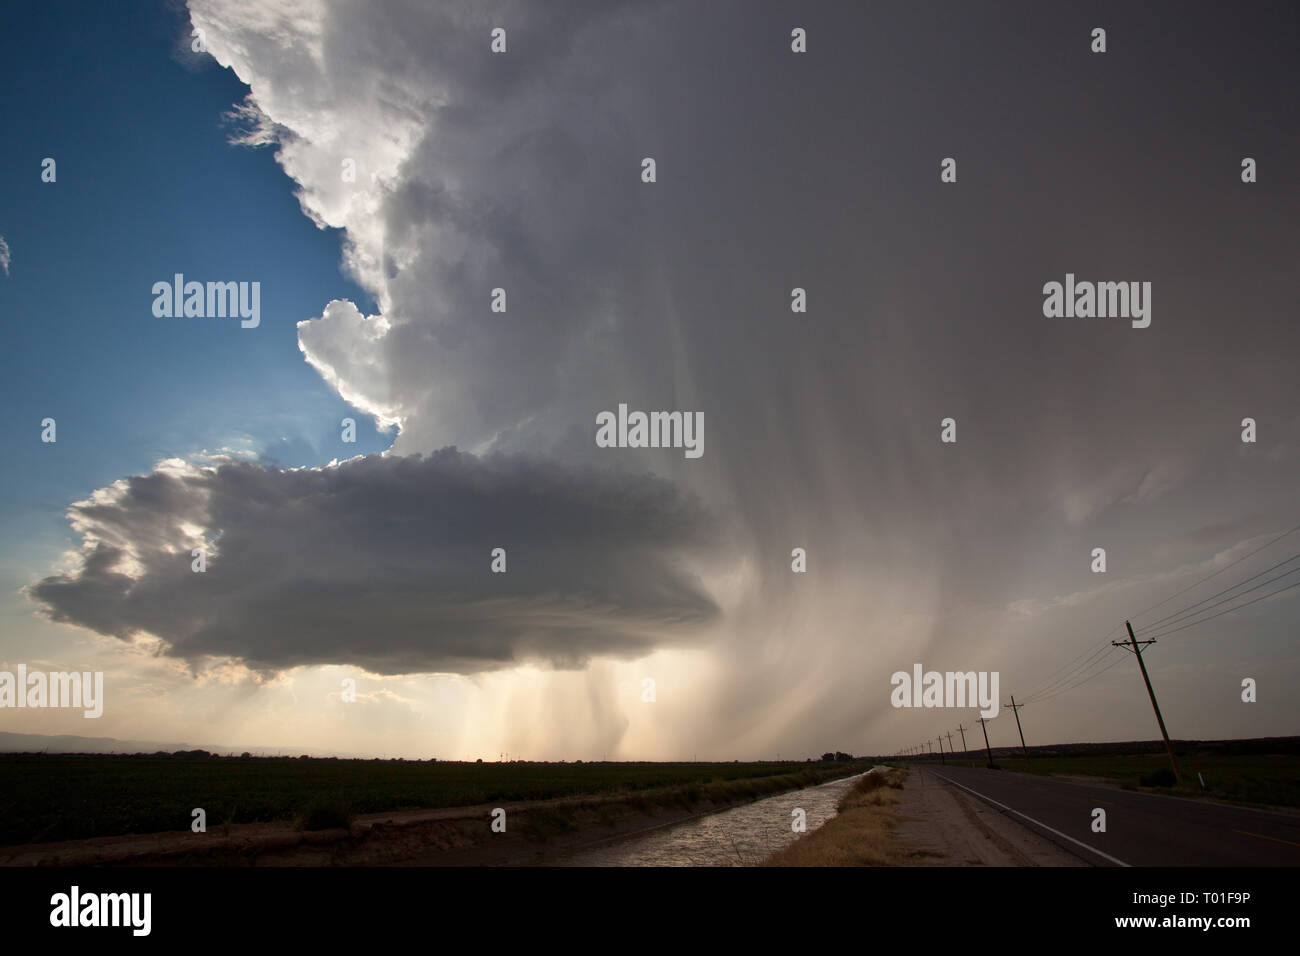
xmin=28 ymin=449 xmax=720 ymax=675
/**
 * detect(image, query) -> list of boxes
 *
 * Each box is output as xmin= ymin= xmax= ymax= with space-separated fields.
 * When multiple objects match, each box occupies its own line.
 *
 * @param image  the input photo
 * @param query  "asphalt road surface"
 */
xmin=918 ymin=765 xmax=1300 ymax=866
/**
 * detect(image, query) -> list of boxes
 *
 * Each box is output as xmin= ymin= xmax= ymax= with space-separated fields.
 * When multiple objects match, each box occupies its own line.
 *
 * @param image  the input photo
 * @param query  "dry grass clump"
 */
xmin=764 ymin=768 xmax=908 ymax=866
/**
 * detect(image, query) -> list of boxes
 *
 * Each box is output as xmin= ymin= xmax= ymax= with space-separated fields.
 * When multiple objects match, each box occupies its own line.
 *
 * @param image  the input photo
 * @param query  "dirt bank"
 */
xmin=766 ymin=766 xmax=1087 ymax=866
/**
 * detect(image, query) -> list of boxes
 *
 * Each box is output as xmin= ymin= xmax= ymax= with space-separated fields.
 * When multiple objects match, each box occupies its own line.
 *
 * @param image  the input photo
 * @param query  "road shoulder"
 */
xmin=893 ymin=767 xmax=1087 ymax=866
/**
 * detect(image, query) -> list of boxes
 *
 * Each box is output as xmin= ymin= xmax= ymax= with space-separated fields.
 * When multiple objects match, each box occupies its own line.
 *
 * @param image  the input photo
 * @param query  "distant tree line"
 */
xmin=820 ymin=751 xmax=854 ymax=762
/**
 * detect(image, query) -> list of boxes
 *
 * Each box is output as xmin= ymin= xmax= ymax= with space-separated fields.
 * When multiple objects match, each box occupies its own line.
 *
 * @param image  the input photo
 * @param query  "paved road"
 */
xmin=917 ymin=765 xmax=1300 ymax=866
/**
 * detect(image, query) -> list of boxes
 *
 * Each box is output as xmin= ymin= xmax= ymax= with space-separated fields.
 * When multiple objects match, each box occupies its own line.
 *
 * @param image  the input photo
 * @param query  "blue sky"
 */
xmin=0 ymin=1 xmax=386 ymax=580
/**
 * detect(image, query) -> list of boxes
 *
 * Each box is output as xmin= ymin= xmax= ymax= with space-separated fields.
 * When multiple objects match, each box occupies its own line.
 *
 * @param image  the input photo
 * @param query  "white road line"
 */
xmin=928 ymin=769 xmax=1132 ymax=868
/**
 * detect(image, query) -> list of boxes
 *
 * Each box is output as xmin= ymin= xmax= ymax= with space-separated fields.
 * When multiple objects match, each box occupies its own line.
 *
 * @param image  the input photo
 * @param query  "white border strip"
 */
xmin=929 ymin=769 xmax=1132 ymax=867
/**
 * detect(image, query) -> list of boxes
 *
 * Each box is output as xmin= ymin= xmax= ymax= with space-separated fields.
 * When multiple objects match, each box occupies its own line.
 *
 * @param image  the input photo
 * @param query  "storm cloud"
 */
xmin=19 ymin=0 xmax=1295 ymax=755
xmin=28 ymin=451 xmax=722 ymax=675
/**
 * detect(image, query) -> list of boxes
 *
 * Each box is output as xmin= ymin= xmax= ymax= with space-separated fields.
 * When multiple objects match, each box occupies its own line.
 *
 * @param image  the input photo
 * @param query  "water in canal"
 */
xmin=549 ymin=770 xmax=869 ymax=866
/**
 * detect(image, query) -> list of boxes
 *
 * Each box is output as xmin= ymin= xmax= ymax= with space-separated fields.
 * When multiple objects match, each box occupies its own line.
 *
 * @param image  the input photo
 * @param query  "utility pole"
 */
xmin=976 ymin=716 xmax=995 ymax=768
xmin=936 ymin=733 xmax=946 ymax=765
xmin=1114 ymin=620 xmax=1181 ymax=783
xmin=1006 ymin=695 xmax=1029 ymax=763
xmin=957 ymin=723 xmax=971 ymax=766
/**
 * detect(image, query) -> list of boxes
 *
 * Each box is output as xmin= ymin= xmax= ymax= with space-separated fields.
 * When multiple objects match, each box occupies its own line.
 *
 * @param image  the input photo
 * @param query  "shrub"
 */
xmin=1139 ymin=768 xmax=1177 ymax=788
xmin=297 ymin=792 xmax=354 ymax=831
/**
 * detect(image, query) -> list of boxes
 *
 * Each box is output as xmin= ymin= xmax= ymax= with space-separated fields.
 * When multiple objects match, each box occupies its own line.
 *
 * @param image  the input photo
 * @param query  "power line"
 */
xmin=1138 ymin=554 xmax=1300 ymax=634
xmin=1127 ymin=522 xmax=1300 ymax=623
xmin=1141 ymin=560 xmax=1300 ymax=633
xmin=1005 ymin=565 xmax=1298 ymax=746
xmin=1024 ymin=645 xmax=1125 ymax=703
xmin=1022 ymin=639 xmax=1118 ymax=701
xmin=1021 ymin=628 xmax=1122 ymax=700
xmin=1026 ymin=531 xmax=1300 ymax=706
xmin=889 ymin=526 xmax=1300 ymax=756
xmin=1026 ymin=648 xmax=1128 ymax=704
xmin=1026 ymin=632 xmax=1119 ymax=691
xmin=1144 ymin=578 xmax=1300 ymax=640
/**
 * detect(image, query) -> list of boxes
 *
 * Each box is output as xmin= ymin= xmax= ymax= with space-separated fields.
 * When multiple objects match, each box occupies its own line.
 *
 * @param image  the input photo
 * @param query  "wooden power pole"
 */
xmin=1114 ymin=620 xmax=1181 ymax=783
xmin=1006 ymin=695 xmax=1029 ymax=763
xmin=976 ymin=716 xmax=995 ymax=768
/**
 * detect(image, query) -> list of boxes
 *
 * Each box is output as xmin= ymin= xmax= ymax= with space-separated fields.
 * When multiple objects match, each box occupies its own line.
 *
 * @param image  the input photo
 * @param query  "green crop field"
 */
xmin=0 ymin=754 xmax=866 ymax=846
